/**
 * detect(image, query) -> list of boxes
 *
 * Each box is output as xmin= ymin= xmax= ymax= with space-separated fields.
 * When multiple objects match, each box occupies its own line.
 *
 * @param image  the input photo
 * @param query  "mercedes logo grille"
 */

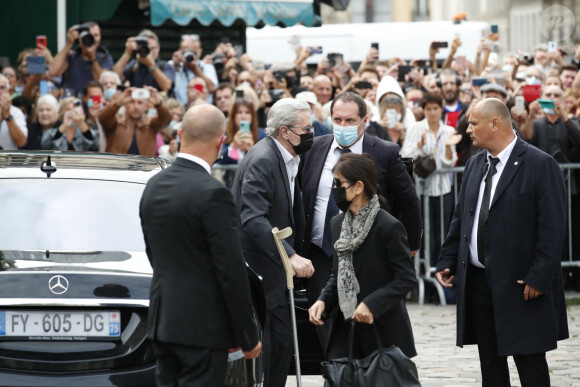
xmin=48 ymin=275 xmax=69 ymax=295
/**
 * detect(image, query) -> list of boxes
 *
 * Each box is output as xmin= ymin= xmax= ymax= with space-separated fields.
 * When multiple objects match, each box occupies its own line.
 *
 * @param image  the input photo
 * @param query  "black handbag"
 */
xmin=414 ymin=154 xmax=436 ymax=179
xmin=414 ymin=131 xmax=439 ymax=179
xmin=321 ymin=320 xmax=420 ymax=387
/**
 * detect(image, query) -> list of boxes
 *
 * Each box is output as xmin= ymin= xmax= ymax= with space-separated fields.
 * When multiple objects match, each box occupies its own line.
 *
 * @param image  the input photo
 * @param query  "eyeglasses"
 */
xmin=544 ymin=93 xmax=562 ymax=98
xmin=2 ymin=73 xmax=16 ymax=78
xmin=287 ymin=125 xmax=313 ymax=134
xmin=333 ymin=178 xmax=354 ymax=189
xmin=460 ymin=89 xmax=473 ymax=94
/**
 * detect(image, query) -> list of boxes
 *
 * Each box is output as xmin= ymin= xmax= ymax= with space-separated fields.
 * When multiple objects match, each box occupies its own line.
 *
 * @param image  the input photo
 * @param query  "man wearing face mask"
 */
xmin=99 ymin=86 xmax=171 ymax=156
xmin=231 ymin=98 xmax=315 ymax=387
xmin=299 ymin=92 xmax=422 ymax=348
xmin=140 ymin=104 xmax=262 ymax=386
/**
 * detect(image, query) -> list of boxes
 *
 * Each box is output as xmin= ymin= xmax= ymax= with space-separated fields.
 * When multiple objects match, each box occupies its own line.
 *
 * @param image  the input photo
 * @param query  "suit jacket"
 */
xmin=140 ymin=157 xmax=259 ymax=351
xmin=319 ymin=210 xmax=417 ymax=358
xmin=437 ymin=138 xmax=569 ymax=356
xmin=299 ymin=134 xmax=422 ymax=253
xmin=231 ymin=137 xmax=305 ymax=310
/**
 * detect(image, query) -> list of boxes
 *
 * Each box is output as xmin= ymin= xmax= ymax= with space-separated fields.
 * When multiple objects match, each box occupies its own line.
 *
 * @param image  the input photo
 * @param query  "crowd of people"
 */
xmin=2 ymin=20 xmax=578 ymax=387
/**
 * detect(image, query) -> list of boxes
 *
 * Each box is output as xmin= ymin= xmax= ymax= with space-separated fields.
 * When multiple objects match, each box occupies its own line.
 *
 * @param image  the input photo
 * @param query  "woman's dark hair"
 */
xmin=225 ymin=98 xmax=258 ymax=144
xmin=333 ymin=153 xmax=378 ymax=200
xmin=421 ymin=93 xmax=443 ymax=109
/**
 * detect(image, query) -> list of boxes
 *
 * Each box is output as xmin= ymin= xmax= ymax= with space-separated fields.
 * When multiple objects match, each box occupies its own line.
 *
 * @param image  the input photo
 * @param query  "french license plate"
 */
xmin=0 ymin=310 xmax=121 ymax=338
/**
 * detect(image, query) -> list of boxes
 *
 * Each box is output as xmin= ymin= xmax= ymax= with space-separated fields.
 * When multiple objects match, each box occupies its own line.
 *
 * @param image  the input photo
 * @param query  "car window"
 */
xmin=0 ymin=179 xmax=146 ymax=252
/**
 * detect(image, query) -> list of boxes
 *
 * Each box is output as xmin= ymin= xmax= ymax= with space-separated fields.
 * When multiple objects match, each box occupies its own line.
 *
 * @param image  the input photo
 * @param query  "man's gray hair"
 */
xmin=265 ymin=98 xmax=311 ymax=138
xmin=99 ymin=70 xmax=121 ymax=85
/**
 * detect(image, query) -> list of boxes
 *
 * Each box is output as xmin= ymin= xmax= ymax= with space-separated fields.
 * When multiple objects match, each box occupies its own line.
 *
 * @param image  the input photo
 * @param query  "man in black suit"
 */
xmin=299 ymin=92 xmax=422 ymax=323
xmin=140 ymin=104 xmax=261 ymax=386
xmin=436 ymin=98 xmax=569 ymax=387
xmin=232 ymin=98 xmax=315 ymax=387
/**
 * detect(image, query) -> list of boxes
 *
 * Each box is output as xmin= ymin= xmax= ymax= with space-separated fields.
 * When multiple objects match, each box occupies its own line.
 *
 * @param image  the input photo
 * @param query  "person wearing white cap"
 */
xmin=295 ymin=91 xmax=330 ymax=137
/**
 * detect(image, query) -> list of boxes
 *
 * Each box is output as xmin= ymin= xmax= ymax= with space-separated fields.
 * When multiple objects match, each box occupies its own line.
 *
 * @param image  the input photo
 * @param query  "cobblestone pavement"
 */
xmin=286 ymin=302 xmax=580 ymax=387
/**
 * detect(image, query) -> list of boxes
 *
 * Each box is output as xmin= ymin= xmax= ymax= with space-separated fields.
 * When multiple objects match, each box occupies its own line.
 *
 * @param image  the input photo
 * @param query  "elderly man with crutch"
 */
xmin=232 ymin=98 xmax=315 ymax=387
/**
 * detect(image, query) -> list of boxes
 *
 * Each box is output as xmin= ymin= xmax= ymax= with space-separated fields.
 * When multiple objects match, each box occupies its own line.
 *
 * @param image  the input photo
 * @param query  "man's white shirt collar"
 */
xmin=177 ymin=153 xmax=212 ymax=174
xmin=273 ymin=138 xmax=300 ymax=166
xmin=486 ymin=135 xmax=517 ymax=167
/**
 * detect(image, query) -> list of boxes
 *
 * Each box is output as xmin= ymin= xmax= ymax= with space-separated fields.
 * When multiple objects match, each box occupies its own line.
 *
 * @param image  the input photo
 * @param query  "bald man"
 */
xmin=436 ymin=98 xmax=568 ymax=387
xmin=313 ymin=75 xmax=333 ymax=105
xmin=140 ymin=104 xmax=261 ymax=386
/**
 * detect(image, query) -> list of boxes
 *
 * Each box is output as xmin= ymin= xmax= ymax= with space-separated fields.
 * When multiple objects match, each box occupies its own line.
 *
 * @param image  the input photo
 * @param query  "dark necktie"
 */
xmin=477 ymin=156 xmax=500 ymax=265
xmin=321 ymin=147 xmax=351 ymax=257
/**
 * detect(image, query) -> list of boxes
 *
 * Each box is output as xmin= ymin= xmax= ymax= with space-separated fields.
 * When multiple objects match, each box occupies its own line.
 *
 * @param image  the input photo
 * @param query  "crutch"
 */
xmin=272 ymin=227 xmax=302 ymax=387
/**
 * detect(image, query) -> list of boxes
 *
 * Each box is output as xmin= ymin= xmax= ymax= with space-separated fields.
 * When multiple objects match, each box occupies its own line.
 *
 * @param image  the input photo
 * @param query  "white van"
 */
xmin=246 ymin=21 xmax=490 ymax=65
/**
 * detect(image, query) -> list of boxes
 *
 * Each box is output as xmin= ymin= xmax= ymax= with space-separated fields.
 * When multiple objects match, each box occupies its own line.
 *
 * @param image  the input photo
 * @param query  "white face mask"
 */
xmin=502 ymin=64 xmax=513 ymax=73
xmin=526 ymin=76 xmax=542 ymax=85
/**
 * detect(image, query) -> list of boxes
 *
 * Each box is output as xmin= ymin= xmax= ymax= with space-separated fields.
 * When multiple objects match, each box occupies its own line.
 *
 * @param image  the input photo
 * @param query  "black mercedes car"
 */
xmin=0 ymin=151 xmax=169 ymax=386
xmin=0 ymin=151 xmax=318 ymax=385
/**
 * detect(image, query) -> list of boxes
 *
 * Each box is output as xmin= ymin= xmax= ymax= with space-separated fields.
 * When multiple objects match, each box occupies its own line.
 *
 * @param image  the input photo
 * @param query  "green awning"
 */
xmin=150 ymin=0 xmax=315 ymax=27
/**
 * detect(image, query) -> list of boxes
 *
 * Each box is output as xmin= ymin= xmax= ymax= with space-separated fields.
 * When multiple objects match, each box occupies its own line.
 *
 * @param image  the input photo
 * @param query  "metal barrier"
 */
xmin=414 ymin=164 xmax=580 ymax=305
xmin=213 ymin=163 xmax=580 ymax=305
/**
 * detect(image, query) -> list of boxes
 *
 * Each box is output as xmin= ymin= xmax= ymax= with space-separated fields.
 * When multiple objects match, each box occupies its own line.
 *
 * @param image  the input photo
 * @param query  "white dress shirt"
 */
xmin=273 ymin=138 xmax=300 ymax=205
xmin=311 ymin=135 xmax=364 ymax=247
xmin=177 ymin=152 xmax=211 ymax=174
xmin=469 ymin=136 xmax=517 ymax=268
xmin=0 ymin=106 xmax=27 ymax=150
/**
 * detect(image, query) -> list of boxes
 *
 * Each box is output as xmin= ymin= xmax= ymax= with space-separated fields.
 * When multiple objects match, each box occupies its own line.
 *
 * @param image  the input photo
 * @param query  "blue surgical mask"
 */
xmin=104 ymin=88 xmax=116 ymax=101
xmin=169 ymin=120 xmax=181 ymax=130
xmin=333 ymin=120 xmax=363 ymax=147
xmin=310 ymin=113 xmax=317 ymax=123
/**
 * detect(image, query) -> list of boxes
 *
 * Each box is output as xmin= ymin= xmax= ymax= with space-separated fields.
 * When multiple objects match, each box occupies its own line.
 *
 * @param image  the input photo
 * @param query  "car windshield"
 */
xmin=0 ymin=179 xmax=146 ymax=251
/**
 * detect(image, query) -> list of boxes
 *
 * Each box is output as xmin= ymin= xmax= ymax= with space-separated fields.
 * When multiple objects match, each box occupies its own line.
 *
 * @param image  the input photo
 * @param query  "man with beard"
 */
xmin=438 ymin=68 xmax=467 ymax=128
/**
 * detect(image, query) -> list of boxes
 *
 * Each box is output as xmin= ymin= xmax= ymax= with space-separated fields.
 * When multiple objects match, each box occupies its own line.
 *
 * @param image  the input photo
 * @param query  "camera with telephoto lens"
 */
xmin=183 ymin=50 xmax=196 ymax=64
xmin=74 ymin=24 xmax=95 ymax=47
xmin=134 ymin=36 xmax=150 ymax=57
xmin=213 ymin=53 xmax=225 ymax=73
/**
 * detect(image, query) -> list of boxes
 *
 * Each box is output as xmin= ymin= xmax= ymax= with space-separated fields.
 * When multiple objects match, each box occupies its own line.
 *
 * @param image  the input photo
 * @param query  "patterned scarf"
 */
xmin=334 ymin=194 xmax=380 ymax=320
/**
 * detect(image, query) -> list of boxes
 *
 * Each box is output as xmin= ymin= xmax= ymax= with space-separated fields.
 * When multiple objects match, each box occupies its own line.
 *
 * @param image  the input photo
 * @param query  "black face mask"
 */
xmin=332 ymin=182 xmax=357 ymax=212
xmin=290 ymin=131 xmax=314 ymax=155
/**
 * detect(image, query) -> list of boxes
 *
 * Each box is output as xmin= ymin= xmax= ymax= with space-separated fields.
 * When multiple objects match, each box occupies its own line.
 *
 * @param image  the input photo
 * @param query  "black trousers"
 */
xmin=466 ymin=265 xmax=550 ymax=387
xmin=152 ymin=340 xmax=228 ymax=387
xmin=262 ymin=303 xmax=293 ymax=387
xmin=304 ymin=243 xmax=334 ymax=350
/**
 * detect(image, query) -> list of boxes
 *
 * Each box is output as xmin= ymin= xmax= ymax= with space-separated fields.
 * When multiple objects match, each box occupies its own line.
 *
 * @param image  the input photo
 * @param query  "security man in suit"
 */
xmin=140 ymin=104 xmax=261 ymax=386
xmin=232 ymin=98 xmax=315 ymax=387
xmin=436 ymin=98 xmax=569 ymax=387
xmin=299 ymin=92 xmax=422 ymax=346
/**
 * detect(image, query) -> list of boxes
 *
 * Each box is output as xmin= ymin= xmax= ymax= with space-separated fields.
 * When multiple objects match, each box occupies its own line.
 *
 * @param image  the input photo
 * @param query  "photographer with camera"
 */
xmin=99 ymin=85 xmax=171 ymax=156
xmin=49 ymin=22 xmax=113 ymax=97
xmin=113 ymin=30 xmax=174 ymax=93
xmin=169 ymin=34 xmax=217 ymax=106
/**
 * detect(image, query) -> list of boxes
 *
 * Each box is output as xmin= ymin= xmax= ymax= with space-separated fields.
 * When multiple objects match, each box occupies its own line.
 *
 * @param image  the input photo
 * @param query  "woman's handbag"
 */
xmin=414 ymin=131 xmax=439 ymax=179
xmin=321 ymin=320 xmax=420 ymax=387
xmin=413 ymin=154 xmax=436 ymax=179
